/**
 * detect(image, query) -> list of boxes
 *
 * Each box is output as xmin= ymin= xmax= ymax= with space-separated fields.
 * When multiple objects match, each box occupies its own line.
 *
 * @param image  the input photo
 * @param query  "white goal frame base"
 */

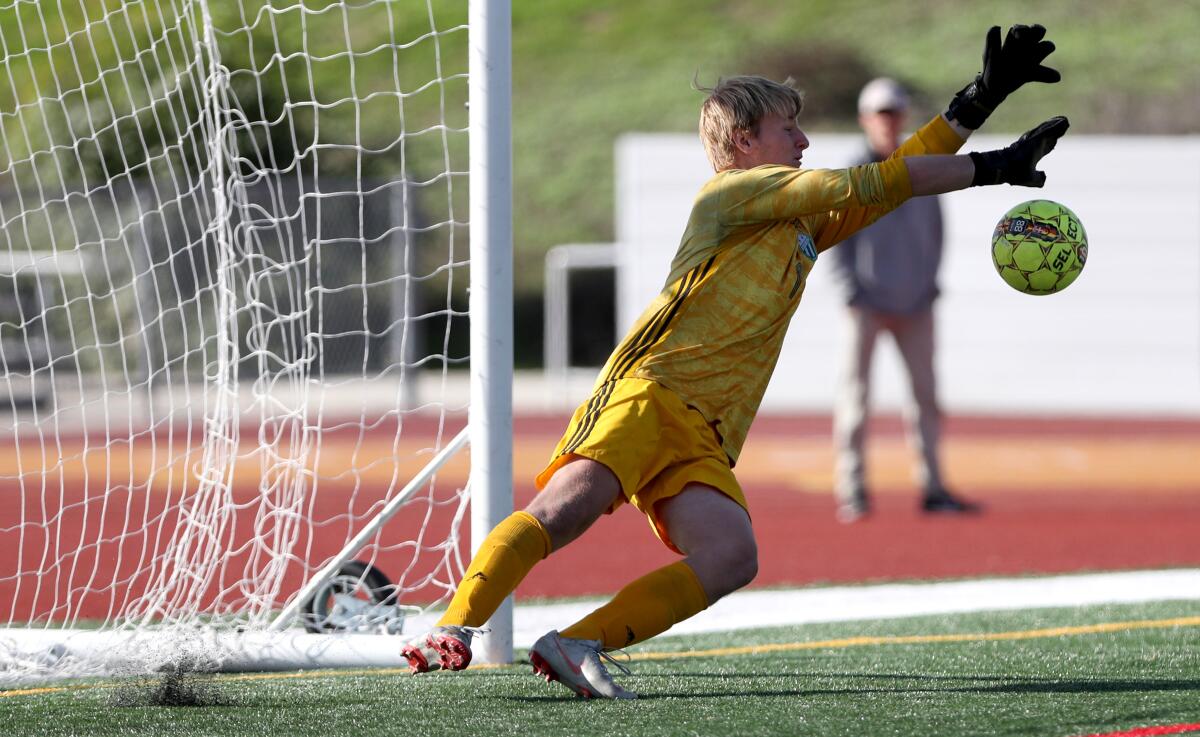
xmin=1 ymin=628 xmax=430 ymax=683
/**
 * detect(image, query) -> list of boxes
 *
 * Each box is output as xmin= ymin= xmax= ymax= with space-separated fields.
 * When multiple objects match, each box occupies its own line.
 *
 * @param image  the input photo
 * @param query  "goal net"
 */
xmin=0 ymin=0 xmax=511 ymax=683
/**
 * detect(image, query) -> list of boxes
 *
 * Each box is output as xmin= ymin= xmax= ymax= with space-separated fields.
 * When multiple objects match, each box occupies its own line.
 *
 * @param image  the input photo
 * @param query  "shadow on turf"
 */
xmin=505 ymin=672 xmax=1200 ymax=702
xmin=802 ymin=671 xmax=1200 ymax=695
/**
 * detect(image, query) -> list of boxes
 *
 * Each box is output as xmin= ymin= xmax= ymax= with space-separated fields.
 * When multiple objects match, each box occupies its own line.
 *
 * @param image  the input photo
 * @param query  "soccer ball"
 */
xmin=990 ymin=199 xmax=1088 ymax=295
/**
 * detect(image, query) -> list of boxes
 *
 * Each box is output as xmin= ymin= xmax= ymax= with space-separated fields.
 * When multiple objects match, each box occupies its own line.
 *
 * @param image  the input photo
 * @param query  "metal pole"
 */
xmin=388 ymin=186 xmax=417 ymax=411
xmin=543 ymin=247 xmax=569 ymax=384
xmin=468 ymin=0 xmax=513 ymax=664
xmin=268 ymin=428 xmax=470 ymax=632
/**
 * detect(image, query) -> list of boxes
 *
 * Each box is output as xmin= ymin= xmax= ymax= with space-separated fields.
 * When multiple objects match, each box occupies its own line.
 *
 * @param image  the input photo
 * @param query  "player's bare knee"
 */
xmin=727 ymin=540 xmax=759 ymax=590
xmin=525 ymin=495 xmax=587 ymax=551
xmin=703 ymin=537 xmax=758 ymax=599
xmin=525 ymin=458 xmax=621 ymax=551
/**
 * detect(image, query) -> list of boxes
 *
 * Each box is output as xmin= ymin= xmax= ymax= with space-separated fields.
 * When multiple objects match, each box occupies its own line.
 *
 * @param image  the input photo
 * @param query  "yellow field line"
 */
xmin=629 ymin=616 xmax=1200 ymax=661
xmin=1 ymin=685 xmax=86 ymax=697
xmin=3 ymin=616 xmax=1198 ymax=698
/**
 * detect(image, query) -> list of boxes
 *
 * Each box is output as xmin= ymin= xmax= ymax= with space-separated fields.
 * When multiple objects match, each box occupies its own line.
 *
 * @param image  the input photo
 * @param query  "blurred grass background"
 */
xmin=510 ymin=0 xmax=1199 ymax=274
xmin=509 ymin=0 xmax=1198 ymax=360
xmin=2 ymin=0 xmax=1196 ymax=365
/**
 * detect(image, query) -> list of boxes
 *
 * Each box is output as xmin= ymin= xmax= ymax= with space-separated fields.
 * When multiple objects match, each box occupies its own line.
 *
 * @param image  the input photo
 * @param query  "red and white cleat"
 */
xmin=400 ymin=625 xmax=486 ymax=674
xmin=529 ymin=630 xmax=636 ymax=700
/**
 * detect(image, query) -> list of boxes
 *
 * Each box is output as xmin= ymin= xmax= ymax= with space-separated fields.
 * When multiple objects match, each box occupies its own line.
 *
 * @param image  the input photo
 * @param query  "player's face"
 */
xmin=740 ymin=113 xmax=809 ymax=169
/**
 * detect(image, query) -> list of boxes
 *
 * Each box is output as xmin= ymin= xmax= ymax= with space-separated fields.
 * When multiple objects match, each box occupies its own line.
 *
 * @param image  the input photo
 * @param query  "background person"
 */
xmin=828 ymin=77 xmax=982 ymax=523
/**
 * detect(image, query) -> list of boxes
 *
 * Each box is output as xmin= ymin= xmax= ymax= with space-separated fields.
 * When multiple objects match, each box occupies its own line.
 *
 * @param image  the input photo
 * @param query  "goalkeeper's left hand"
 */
xmin=968 ymin=116 xmax=1069 ymax=187
xmin=947 ymin=24 xmax=1061 ymax=130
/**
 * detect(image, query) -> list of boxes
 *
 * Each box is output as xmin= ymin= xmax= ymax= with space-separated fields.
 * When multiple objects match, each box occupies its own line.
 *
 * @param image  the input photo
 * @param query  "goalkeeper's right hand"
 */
xmin=968 ymin=116 xmax=1070 ymax=187
xmin=947 ymin=24 xmax=1061 ymax=130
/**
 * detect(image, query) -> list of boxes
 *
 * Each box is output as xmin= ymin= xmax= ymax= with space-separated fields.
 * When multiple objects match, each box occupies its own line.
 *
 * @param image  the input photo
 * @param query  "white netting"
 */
xmin=0 ymin=0 xmax=477 ymax=682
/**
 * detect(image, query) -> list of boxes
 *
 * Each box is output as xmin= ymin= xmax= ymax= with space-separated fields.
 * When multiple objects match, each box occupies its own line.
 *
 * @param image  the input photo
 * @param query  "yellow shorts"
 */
xmin=535 ymin=377 xmax=747 ymax=554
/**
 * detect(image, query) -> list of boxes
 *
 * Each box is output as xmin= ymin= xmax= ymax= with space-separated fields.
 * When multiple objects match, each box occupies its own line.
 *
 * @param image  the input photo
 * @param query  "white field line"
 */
xmin=417 ymin=568 xmax=1200 ymax=650
xmin=5 ymin=569 xmax=1194 ymax=682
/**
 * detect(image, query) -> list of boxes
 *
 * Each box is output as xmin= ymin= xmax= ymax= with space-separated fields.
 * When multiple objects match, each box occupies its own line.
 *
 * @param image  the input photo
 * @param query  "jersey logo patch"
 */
xmin=796 ymin=232 xmax=817 ymax=262
xmin=789 ymin=232 xmax=816 ymax=299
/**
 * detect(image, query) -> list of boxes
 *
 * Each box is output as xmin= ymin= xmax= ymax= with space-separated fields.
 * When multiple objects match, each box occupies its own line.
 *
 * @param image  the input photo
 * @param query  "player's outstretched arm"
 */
xmin=945 ymin=24 xmax=1061 ymax=131
xmin=907 ymin=116 xmax=1070 ymax=195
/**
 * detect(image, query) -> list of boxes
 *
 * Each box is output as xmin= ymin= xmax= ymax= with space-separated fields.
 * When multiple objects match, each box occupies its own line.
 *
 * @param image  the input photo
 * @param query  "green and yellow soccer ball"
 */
xmin=991 ymin=199 xmax=1088 ymax=295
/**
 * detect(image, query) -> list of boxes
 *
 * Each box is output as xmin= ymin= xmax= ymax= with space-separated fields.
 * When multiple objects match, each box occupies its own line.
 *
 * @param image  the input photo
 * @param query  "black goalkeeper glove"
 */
xmin=947 ymin=24 xmax=1061 ymax=129
xmin=969 ymin=116 xmax=1069 ymax=187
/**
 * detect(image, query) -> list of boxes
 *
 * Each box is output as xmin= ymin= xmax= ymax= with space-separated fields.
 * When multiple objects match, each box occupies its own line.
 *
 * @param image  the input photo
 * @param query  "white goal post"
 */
xmin=0 ymin=0 xmax=512 ymax=682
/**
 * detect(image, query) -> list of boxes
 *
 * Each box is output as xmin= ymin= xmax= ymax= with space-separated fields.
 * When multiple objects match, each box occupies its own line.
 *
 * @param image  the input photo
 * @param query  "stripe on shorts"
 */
xmin=558 ymin=256 xmax=717 ymax=456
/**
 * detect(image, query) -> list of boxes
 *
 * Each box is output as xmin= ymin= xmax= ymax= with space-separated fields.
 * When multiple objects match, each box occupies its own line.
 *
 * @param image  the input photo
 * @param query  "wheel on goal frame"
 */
xmin=300 ymin=560 xmax=399 ymax=634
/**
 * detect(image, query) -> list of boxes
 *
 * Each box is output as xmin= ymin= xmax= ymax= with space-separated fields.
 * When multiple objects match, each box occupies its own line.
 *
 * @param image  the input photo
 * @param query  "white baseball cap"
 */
xmin=857 ymin=77 xmax=909 ymax=114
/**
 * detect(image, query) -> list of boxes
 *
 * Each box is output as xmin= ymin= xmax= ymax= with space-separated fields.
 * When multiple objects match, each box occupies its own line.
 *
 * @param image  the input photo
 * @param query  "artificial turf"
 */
xmin=3 ymin=599 xmax=1198 ymax=737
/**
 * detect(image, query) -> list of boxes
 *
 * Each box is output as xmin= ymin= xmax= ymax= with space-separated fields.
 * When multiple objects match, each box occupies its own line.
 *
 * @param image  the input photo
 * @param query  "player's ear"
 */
xmin=732 ymin=126 xmax=755 ymax=153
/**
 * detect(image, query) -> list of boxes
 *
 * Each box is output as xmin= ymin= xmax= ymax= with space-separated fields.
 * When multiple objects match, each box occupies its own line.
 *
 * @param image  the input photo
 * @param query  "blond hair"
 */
xmin=698 ymin=75 xmax=804 ymax=171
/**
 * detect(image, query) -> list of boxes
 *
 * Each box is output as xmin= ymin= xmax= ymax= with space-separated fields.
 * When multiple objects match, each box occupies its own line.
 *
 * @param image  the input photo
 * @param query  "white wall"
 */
xmin=615 ymin=132 xmax=1200 ymax=415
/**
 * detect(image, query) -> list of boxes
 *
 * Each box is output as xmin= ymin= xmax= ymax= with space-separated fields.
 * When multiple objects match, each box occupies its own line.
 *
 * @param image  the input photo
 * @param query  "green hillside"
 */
xmin=510 ymin=0 xmax=1198 ymax=289
xmin=503 ymin=0 xmax=1197 ymax=361
xmin=1 ymin=1 xmax=1195 ymax=365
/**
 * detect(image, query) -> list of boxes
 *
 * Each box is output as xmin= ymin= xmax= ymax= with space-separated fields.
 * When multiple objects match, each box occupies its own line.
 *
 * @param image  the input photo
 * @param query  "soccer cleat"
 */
xmin=921 ymin=489 xmax=982 ymax=515
xmin=529 ymin=630 xmax=636 ymax=700
xmin=836 ymin=489 xmax=871 ymax=524
xmin=400 ymin=625 xmax=486 ymax=674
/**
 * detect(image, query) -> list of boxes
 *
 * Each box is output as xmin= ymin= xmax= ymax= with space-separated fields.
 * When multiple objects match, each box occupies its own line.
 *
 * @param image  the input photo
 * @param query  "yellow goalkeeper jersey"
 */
xmin=593 ymin=115 xmax=965 ymax=463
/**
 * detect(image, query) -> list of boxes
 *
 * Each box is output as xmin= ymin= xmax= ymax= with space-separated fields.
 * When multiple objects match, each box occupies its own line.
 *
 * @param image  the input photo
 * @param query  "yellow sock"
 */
xmin=560 ymin=561 xmax=709 ymax=649
xmin=437 ymin=511 xmax=551 ymax=628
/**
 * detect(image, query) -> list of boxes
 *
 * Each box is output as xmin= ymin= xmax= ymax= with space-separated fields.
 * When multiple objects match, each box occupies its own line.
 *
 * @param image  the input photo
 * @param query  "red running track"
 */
xmin=2 ymin=412 xmax=1197 ymax=618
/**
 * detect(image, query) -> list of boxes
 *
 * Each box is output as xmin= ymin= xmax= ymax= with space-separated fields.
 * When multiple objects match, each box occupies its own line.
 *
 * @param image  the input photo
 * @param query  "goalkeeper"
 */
xmin=402 ymin=24 xmax=1065 ymax=699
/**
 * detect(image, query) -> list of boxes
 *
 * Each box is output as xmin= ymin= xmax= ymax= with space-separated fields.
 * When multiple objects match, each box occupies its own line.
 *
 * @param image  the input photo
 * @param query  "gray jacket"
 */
xmin=830 ymin=148 xmax=943 ymax=314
